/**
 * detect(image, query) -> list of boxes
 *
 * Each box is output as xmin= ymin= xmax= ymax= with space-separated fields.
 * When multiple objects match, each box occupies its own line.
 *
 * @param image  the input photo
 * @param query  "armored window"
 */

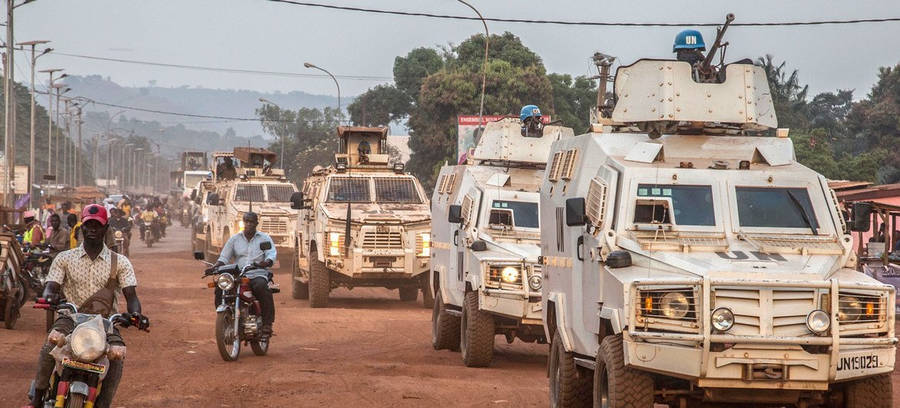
xmin=266 ymin=185 xmax=296 ymax=202
xmin=327 ymin=177 xmax=371 ymax=202
xmin=636 ymin=184 xmax=714 ymax=226
xmin=490 ymin=200 xmax=539 ymax=228
xmin=436 ymin=175 xmax=447 ymax=194
xmin=560 ymin=149 xmax=578 ymax=180
xmin=234 ymin=184 xmax=264 ymax=202
xmin=461 ymin=194 xmax=474 ymax=226
xmin=444 ymin=174 xmax=456 ymax=194
xmin=374 ymin=178 xmax=422 ymax=203
xmin=735 ymin=187 xmax=819 ymax=229
xmin=548 ymin=151 xmax=564 ymax=181
xmin=586 ymin=177 xmax=608 ymax=227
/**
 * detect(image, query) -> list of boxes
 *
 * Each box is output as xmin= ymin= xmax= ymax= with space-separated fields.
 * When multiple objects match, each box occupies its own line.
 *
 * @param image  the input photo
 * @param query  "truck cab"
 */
xmin=540 ymin=58 xmax=896 ymax=407
xmin=291 ymin=126 xmax=432 ymax=308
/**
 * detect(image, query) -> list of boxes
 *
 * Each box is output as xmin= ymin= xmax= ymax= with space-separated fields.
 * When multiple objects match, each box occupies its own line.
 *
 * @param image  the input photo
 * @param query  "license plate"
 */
xmin=376 ymin=225 xmax=389 ymax=233
xmin=837 ymin=354 xmax=880 ymax=371
xmin=62 ymin=359 xmax=107 ymax=374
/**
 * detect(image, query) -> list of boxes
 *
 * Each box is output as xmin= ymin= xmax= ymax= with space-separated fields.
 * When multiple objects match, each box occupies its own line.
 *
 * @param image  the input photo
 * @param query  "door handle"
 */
xmin=453 ymin=230 xmax=459 ymax=246
xmin=576 ymin=236 xmax=584 ymax=261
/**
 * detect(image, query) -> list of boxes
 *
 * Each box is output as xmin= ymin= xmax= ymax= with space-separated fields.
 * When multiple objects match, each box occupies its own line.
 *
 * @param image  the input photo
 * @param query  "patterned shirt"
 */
xmin=218 ymin=231 xmax=277 ymax=279
xmin=46 ymin=244 xmax=138 ymax=311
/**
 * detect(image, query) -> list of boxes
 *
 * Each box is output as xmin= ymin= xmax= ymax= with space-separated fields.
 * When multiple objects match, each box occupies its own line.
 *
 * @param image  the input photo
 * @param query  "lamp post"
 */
xmin=40 ymin=69 xmax=62 ymax=176
xmin=457 ymin=0 xmax=490 ymax=138
xmin=3 ymin=0 xmax=38 ymax=207
xmin=258 ymin=97 xmax=284 ymax=165
xmin=18 ymin=40 xmax=50 ymax=208
xmin=303 ymin=63 xmax=341 ymax=124
xmin=53 ymin=83 xmax=69 ymax=177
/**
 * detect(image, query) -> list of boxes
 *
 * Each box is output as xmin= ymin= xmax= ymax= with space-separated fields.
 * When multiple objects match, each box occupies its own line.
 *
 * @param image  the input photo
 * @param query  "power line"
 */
xmin=264 ymin=0 xmax=900 ymax=27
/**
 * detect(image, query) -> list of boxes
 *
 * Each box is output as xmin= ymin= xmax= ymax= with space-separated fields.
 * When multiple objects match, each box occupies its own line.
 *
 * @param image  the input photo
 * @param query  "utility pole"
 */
xmin=75 ymin=106 xmax=82 ymax=186
xmin=20 ymin=40 xmax=50 ymax=209
xmin=4 ymin=0 xmax=16 ymax=207
xmin=40 ymin=69 xmax=62 ymax=176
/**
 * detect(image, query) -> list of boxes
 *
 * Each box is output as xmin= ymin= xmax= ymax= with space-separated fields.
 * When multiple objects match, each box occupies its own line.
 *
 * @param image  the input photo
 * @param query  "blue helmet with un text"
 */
xmin=673 ymin=29 xmax=706 ymax=52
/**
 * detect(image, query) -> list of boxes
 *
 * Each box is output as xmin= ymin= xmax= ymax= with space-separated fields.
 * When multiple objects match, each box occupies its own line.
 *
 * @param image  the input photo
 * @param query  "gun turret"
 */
xmin=697 ymin=13 xmax=735 ymax=82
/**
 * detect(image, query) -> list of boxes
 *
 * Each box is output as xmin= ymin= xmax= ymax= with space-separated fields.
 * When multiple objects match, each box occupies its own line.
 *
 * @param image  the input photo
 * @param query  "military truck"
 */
xmin=539 ymin=51 xmax=896 ymax=407
xmin=430 ymin=117 xmax=574 ymax=367
xmin=202 ymin=148 xmax=299 ymax=270
xmin=290 ymin=126 xmax=431 ymax=308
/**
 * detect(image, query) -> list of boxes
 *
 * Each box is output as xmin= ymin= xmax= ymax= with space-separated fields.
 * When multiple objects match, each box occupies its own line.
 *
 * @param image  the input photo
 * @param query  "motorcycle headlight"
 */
xmin=216 ymin=273 xmax=235 ymax=291
xmin=660 ymin=292 xmax=690 ymax=319
xmin=114 ymin=230 xmax=123 ymax=238
xmin=500 ymin=266 xmax=520 ymax=284
xmin=528 ymin=274 xmax=542 ymax=291
xmin=711 ymin=307 xmax=735 ymax=332
xmin=70 ymin=325 xmax=107 ymax=362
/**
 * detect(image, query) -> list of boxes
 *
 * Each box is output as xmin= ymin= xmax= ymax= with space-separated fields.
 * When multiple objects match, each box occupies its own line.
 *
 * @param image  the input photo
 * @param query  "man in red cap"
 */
xmin=25 ymin=204 xmax=149 ymax=408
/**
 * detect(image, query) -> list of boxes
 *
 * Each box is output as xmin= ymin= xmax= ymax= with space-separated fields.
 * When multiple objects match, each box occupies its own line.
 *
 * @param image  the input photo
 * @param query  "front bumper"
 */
xmin=479 ymin=288 xmax=543 ymax=324
xmin=624 ymin=277 xmax=897 ymax=389
xmin=326 ymin=249 xmax=429 ymax=280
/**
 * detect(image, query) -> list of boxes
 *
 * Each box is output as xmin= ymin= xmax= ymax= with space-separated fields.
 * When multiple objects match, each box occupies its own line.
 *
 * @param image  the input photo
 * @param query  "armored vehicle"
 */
xmin=431 ymin=116 xmax=574 ymax=367
xmin=202 ymin=148 xmax=299 ymax=270
xmin=539 ymin=54 xmax=896 ymax=406
xmin=290 ymin=126 xmax=431 ymax=308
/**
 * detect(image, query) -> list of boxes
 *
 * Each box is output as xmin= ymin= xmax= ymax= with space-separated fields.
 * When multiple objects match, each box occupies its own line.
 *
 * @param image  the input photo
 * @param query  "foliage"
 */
xmin=393 ymin=48 xmax=444 ymax=100
xmin=256 ymin=105 xmax=341 ymax=185
xmin=548 ymin=73 xmax=597 ymax=132
xmin=347 ymin=84 xmax=411 ymax=127
xmin=757 ymin=55 xmax=809 ymax=130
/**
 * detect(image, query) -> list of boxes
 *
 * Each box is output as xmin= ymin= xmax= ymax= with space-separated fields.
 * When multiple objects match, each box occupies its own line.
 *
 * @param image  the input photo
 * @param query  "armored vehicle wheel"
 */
xmin=460 ymin=291 xmax=494 ymax=367
xmin=399 ymin=287 xmax=418 ymax=302
xmin=291 ymin=254 xmax=309 ymax=300
xmin=548 ymin=331 xmax=591 ymax=407
xmin=594 ymin=334 xmax=654 ymax=408
xmin=308 ymin=247 xmax=330 ymax=308
xmin=421 ymin=280 xmax=434 ymax=309
xmin=431 ymin=290 xmax=460 ymax=351
xmin=842 ymin=374 xmax=892 ymax=408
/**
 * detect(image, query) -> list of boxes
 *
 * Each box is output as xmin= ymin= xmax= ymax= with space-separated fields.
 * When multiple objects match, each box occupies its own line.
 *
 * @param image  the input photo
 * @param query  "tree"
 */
xmin=256 ymin=105 xmax=340 ymax=185
xmin=548 ymin=73 xmax=596 ymax=132
xmin=347 ymin=84 xmax=411 ymax=127
xmin=394 ymin=47 xmax=444 ymax=100
xmin=757 ymin=55 xmax=809 ymax=130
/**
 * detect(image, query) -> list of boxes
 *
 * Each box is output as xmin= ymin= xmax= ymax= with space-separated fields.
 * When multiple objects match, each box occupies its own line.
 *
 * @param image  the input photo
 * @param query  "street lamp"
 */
xmin=258 ymin=97 xmax=285 ymax=166
xmin=457 ymin=0 xmax=490 ymax=139
xmin=18 ymin=39 xmax=50 ymax=209
xmin=303 ymin=63 xmax=341 ymax=124
xmin=52 ymin=82 xmax=69 ymax=177
xmin=40 ymin=68 xmax=62 ymax=176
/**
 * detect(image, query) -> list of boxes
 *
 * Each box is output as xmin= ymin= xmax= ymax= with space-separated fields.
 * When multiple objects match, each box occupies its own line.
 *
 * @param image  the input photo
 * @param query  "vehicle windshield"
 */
xmin=489 ymin=200 xmax=539 ymax=228
xmin=327 ymin=177 xmax=370 ymax=202
xmin=234 ymin=184 xmax=264 ymax=202
xmin=735 ymin=187 xmax=819 ymax=229
xmin=636 ymin=184 xmax=715 ymax=226
xmin=266 ymin=185 xmax=295 ymax=202
xmin=374 ymin=178 xmax=422 ymax=204
xmin=184 ymin=173 xmax=208 ymax=188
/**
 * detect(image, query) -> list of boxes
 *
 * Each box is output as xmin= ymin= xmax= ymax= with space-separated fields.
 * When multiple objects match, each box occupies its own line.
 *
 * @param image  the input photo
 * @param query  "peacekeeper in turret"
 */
xmin=673 ymin=29 xmax=706 ymax=65
xmin=520 ymin=104 xmax=544 ymax=137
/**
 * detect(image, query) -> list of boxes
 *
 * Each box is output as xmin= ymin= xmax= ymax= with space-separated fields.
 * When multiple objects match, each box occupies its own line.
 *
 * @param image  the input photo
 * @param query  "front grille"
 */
xmin=362 ymin=231 xmax=403 ymax=249
xmin=772 ymin=289 xmax=817 ymax=336
xmin=260 ymin=217 xmax=288 ymax=234
xmin=712 ymin=288 xmax=816 ymax=336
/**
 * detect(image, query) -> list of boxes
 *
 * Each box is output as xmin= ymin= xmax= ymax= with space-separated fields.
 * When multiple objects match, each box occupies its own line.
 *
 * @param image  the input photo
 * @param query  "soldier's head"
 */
xmin=673 ymin=29 xmax=706 ymax=64
xmin=242 ymin=212 xmax=259 ymax=235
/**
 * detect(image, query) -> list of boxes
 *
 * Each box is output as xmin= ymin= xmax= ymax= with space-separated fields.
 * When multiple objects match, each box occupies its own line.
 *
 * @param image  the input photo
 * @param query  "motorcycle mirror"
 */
xmin=260 ymin=241 xmax=272 ymax=251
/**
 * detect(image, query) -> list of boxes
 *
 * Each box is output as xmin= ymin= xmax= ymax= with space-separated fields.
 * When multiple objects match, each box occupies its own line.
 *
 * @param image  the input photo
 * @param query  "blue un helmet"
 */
xmin=673 ymin=29 xmax=706 ymax=52
xmin=520 ymin=105 xmax=542 ymax=122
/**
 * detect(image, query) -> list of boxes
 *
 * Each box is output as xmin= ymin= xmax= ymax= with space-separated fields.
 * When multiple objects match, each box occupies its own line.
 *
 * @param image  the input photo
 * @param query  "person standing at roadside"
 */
xmin=23 ymin=211 xmax=44 ymax=246
xmin=45 ymin=214 xmax=69 ymax=252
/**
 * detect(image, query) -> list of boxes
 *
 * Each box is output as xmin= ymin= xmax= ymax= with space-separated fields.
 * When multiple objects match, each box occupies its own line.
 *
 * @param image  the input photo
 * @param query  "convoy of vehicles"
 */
xmin=290 ymin=126 xmax=432 ymax=308
xmin=430 ymin=117 xmax=573 ymax=367
xmin=538 ymin=54 xmax=896 ymax=406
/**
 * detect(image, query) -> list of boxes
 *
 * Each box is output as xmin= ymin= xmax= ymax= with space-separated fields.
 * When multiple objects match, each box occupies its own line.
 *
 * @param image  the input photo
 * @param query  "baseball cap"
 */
xmin=81 ymin=204 xmax=109 ymax=226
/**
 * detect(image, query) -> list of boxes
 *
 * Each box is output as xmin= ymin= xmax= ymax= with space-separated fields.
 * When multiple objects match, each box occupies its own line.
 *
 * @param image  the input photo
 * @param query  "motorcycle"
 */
xmin=195 ymin=241 xmax=277 ymax=361
xmin=109 ymin=225 xmax=130 ymax=257
xmin=29 ymin=300 xmax=148 ymax=408
xmin=22 ymin=244 xmax=57 ymax=330
xmin=144 ymin=220 xmax=160 ymax=248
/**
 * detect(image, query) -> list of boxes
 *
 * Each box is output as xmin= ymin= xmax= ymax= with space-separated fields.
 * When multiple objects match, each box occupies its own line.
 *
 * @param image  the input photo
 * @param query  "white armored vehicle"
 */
xmin=202 ymin=148 xmax=299 ymax=270
xmin=290 ymin=126 xmax=432 ymax=308
xmin=431 ymin=116 xmax=574 ymax=367
xmin=539 ymin=51 xmax=896 ymax=406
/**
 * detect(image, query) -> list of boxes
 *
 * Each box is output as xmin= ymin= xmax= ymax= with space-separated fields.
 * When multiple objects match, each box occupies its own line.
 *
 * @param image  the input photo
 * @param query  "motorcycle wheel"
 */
xmin=146 ymin=239 xmax=152 ymax=248
xmin=65 ymin=392 xmax=84 ymax=408
xmin=215 ymin=311 xmax=240 ymax=361
xmin=250 ymin=336 xmax=269 ymax=356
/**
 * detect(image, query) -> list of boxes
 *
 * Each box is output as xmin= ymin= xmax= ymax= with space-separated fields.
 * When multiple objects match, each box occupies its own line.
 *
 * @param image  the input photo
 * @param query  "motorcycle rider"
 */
xmin=25 ymin=204 xmax=149 ymax=408
xmin=206 ymin=212 xmax=277 ymax=338
xmin=45 ymin=214 xmax=69 ymax=252
xmin=107 ymin=209 xmax=133 ymax=255
xmin=139 ymin=207 xmax=158 ymax=242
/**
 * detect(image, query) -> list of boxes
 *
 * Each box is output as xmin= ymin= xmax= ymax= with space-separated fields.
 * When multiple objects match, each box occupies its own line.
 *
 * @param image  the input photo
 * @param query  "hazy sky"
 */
xmin=10 ymin=1 xmax=900 ymax=102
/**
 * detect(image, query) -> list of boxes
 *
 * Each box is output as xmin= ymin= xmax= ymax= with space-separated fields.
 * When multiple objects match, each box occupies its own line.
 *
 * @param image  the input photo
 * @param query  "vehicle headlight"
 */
xmin=238 ymin=220 xmax=245 ymax=231
xmin=806 ymin=309 xmax=831 ymax=335
xmin=216 ymin=273 xmax=235 ymax=291
xmin=114 ymin=230 xmax=123 ymax=238
xmin=711 ymin=307 xmax=734 ymax=332
xmin=417 ymin=233 xmax=430 ymax=257
xmin=660 ymin=292 xmax=690 ymax=319
xmin=329 ymin=232 xmax=341 ymax=256
xmin=500 ymin=266 xmax=520 ymax=283
xmin=70 ymin=325 xmax=107 ymax=362
xmin=838 ymin=296 xmax=861 ymax=322
xmin=528 ymin=274 xmax=542 ymax=291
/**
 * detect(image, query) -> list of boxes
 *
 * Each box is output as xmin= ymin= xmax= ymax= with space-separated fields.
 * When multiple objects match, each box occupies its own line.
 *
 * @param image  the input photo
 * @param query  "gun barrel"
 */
xmin=700 ymin=14 xmax=735 ymax=69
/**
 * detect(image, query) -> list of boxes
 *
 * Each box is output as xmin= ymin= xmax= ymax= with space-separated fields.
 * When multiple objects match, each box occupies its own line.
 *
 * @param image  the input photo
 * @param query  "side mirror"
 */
xmin=206 ymin=193 xmax=219 ymax=206
xmin=470 ymin=240 xmax=487 ymax=251
xmin=193 ymin=251 xmax=204 ymax=260
xmin=448 ymin=205 xmax=462 ymax=224
xmin=290 ymin=192 xmax=304 ymax=210
xmin=260 ymin=241 xmax=272 ymax=250
xmin=565 ymin=197 xmax=587 ymax=226
xmin=850 ymin=202 xmax=873 ymax=232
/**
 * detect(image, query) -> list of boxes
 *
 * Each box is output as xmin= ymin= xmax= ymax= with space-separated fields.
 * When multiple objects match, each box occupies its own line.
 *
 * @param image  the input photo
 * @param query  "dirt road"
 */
xmin=3 ymin=226 xmax=900 ymax=407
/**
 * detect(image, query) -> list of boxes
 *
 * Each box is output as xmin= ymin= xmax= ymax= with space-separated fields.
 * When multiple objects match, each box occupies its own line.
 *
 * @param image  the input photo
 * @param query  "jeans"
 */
xmin=33 ymin=316 xmax=125 ymax=408
xmin=214 ymin=276 xmax=275 ymax=326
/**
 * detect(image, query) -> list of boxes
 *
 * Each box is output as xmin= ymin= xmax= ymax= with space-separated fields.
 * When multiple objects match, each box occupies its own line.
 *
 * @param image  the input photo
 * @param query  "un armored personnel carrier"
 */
xmin=201 ymin=148 xmax=299 ymax=269
xmin=431 ymin=116 xmax=574 ymax=367
xmin=290 ymin=126 xmax=431 ymax=308
xmin=539 ymin=47 xmax=896 ymax=407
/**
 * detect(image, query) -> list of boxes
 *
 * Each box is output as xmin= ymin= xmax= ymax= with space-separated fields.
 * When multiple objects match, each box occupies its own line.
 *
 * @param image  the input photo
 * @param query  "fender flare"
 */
xmin=545 ymin=292 xmax=574 ymax=352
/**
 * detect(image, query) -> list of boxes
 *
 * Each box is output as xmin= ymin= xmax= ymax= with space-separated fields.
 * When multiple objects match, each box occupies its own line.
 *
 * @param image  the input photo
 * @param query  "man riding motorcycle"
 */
xmin=138 ymin=207 xmax=157 ymax=242
xmin=25 ymin=204 xmax=149 ymax=408
xmin=107 ymin=209 xmax=133 ymax=256
xmin=205 ymin=212 xmax=277 ymax=338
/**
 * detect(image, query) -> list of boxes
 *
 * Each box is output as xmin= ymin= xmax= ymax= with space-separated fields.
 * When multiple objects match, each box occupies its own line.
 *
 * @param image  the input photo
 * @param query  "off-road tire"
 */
xmin=548 ymin=331 xmax=591 ymax=408
xmin=594 ymin=334 xmax=654 ymax=408
xmin=291 ymin=253 xmax=309 ymax=300
xmin=431 ymin=290 xmax=460 ymax=351
xmin=421 ymin=279 xmax=434 ymax=309
xmin=399 ymin=287 xmax=418 ymax=302
xmin=460 ymin=291 xmax=494 ymax=367
xmin=308 ymin=247 xmax=330 ymax=308
xmin=65 ymin=392 xmax=85 ymax=408
xmin=843 ymin=374 xmax=892 ymax=408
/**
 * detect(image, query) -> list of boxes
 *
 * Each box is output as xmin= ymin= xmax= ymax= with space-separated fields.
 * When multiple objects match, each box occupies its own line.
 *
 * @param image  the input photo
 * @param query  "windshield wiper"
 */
xmin=786 ymin=190 xmax=817 ymax=235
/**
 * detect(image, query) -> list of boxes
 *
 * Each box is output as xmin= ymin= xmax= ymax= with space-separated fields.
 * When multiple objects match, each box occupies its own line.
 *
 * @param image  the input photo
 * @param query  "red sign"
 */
xmin=457 ymin=115 xmax=551 ymax=125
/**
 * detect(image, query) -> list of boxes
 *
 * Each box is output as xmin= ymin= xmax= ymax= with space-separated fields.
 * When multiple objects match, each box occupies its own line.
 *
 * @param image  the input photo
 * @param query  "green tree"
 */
xmin=394 ymin=47 xmax=444 ymax=100
xmin=548 ymin=73 xmax=597 ymax=132
xmin=256 ymin=105 xmax=340 ymax=185
xmin=347 ymin=84 xmax=411 ymax=127
xmin=757 ymin=55 xmax=809 ymax=130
